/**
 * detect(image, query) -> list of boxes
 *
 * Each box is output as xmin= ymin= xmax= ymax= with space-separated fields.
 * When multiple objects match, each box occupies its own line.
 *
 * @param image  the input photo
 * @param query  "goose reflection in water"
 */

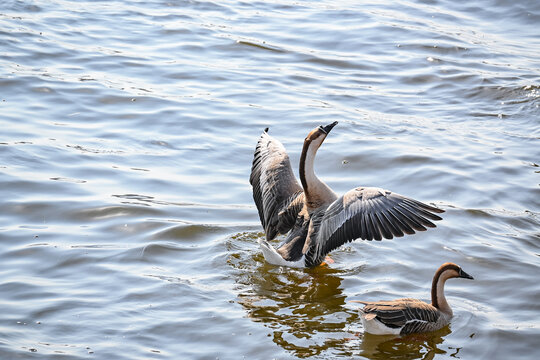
xmin=228 ymin=233 xmax=359 ymax=357
xmin=359 ymin=326 xmax=456 ymax=360
xmin=240 ymin=269 xmax=356 ymax=357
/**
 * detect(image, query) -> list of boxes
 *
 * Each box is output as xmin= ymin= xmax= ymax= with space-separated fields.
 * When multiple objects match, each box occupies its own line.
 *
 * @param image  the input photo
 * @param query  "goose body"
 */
xmin=353 ymin=262 xmax=474 ymax=335
xmin=249 ymin=122 xmax=445 ymax=267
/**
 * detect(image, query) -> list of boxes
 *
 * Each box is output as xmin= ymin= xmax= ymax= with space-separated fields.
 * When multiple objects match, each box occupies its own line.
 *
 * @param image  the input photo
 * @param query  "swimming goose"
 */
xmin=352 ymin=262 xmax=474 ymax=335
xmin=249 ymin=121 xmax=444 ymax=267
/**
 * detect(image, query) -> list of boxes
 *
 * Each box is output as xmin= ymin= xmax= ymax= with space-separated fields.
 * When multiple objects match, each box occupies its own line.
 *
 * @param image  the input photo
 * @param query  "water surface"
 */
xmin=1 ymin=0 xmax=539 ymax=359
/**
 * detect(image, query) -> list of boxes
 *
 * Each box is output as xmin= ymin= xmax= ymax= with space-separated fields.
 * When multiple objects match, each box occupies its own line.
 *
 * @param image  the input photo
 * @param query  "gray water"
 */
xmin=1 ymin=0 xmax=539 ymax=359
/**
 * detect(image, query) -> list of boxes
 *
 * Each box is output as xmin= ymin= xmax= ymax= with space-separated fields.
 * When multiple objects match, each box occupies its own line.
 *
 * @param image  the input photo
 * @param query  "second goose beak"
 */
xmin=459 ymin=268 xmax=474 ymax=280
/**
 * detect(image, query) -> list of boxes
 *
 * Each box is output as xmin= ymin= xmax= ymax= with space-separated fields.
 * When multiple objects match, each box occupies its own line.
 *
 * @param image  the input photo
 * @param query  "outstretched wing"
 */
xmin=308 ymin=187 xmax=444 ymax=265
xmin=250 ymin=129 xmax=304 ymax=240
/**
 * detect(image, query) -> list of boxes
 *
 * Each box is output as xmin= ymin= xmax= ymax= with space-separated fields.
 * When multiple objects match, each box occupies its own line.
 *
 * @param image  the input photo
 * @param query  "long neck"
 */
xmin=299 ymin=139 xmax=336 ymax=209
xmin=431 ymin=271 xmax=453 ymax=316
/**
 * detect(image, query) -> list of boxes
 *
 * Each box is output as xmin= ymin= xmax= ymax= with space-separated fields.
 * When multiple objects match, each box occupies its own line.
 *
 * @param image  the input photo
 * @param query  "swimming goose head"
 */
xmin=431 ymin=262 xmax=473 ymax=314
xmin=436 ymin=262 xmax=474 ymax=281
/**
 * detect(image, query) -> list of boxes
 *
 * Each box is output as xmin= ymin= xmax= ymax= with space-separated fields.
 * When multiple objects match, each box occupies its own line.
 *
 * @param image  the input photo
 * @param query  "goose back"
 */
xmin=359 ymin=298 xmax=449 ymax=335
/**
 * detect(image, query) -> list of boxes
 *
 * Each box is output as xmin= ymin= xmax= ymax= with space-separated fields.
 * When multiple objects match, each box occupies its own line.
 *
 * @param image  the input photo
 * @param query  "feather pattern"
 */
xmin=359 ymin=299 xmax=445 ymax=335
xmin=250 ymin=130 xmax=303 ymax=240
xmin=309 ymin=187 xmax=443 ymax=266
xmin=276 ymin=191 xmax=305 ymax=235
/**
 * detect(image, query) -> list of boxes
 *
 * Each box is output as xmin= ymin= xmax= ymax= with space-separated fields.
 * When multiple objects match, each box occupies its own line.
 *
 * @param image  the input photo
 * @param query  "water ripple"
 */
xmin=1 ymin=0 xmax=539 ymax=359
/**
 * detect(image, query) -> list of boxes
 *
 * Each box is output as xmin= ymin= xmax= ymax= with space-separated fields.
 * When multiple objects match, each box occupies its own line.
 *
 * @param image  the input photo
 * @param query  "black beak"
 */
xmin=459 ymin=268 xmax=474 ymax=280
xmin=319 ymin=121 xmax=338 ymax=134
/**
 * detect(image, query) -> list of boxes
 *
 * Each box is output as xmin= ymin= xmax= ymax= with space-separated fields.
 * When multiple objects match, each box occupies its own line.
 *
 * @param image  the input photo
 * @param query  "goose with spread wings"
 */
xmin=249 ymin=121 xmax=444 ymax=267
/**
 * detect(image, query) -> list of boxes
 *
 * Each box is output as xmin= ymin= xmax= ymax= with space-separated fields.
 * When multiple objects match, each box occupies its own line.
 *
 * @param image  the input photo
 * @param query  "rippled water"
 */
xmin=1 ymin=0 xmax=539 ymax=359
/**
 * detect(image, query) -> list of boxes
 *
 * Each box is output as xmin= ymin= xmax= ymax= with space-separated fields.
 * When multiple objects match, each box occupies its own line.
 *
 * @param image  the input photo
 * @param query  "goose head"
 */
xmin=437 ymin=262 xmax=474 ymax=281
xmin=304 ymin=121 xmax=338 ymax=150
xmin=431 ymin=262 xmax=473 ymax=313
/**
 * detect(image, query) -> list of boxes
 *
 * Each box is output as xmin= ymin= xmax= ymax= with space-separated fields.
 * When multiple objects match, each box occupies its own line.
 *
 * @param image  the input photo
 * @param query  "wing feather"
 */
xmin=394 ymin=204 xmax=428 ymax=231
xmin=371 ymin=199 xmax=404 ymax=238
xmin=250 ymin=130 xmax=303 ymax=240
xmin=309 ymin=187 xmax=444 ymax=265
xmin=277 ymin=191 xmax=305 ymax=235
xmin=374 ymin=209 xmax=393 ymax=239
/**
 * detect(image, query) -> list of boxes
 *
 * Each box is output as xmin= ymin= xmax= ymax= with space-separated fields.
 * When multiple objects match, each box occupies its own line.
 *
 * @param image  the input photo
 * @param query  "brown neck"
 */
xmin=299 ymin=139 xmax=311 ymax=195
xmin=431 ymin=265 xmax=455 ymax=315
xmin=431 ymin=270 xmax=442 ymax=308
xmin=298 ymin=134 xmax=337 ymax=210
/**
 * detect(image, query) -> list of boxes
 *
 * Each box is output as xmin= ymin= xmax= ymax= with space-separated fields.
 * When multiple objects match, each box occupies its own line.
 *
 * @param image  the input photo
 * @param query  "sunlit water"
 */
xmin=1 ymin=0 xmax=539 ymax=359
